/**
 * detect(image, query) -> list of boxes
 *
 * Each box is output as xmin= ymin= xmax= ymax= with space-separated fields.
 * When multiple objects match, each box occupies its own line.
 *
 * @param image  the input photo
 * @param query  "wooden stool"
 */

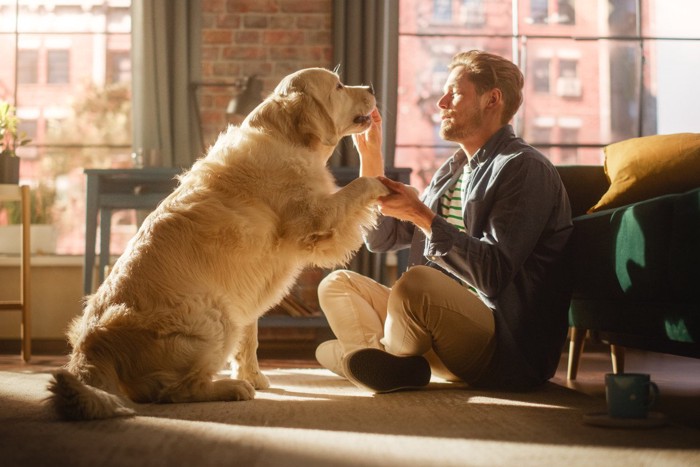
xmin=0 ymin=184 xmax=31 ymax=362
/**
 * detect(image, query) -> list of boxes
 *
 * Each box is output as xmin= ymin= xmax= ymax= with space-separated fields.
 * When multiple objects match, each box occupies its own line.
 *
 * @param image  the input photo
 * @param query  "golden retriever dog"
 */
xmin=47 ymin=68 xmax=389 ymax=420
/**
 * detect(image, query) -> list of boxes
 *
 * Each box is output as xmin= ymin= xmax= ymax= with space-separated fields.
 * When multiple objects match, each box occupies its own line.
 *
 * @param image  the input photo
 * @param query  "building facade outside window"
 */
xmin=0 ymin=0 xmax=132 ymax=255
xmin=396 ymin=0 xmax=700 ymax=192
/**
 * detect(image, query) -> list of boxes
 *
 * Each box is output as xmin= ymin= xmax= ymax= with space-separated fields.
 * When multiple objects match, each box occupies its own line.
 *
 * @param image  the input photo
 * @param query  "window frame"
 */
xmin=1 ymin=1 xmax=133 ymax=256
xmin=395 ymin=0 xmax=700 ymax=168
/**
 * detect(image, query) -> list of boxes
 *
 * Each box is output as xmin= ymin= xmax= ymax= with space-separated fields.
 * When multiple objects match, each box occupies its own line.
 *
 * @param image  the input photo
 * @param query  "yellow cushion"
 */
xmin=589 ymin=133 xmax=700 ymax=213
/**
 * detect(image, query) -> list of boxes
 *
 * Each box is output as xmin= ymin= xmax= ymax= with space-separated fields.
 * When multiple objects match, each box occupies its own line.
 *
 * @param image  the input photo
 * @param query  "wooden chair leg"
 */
xmin=567 ymin=327 xmax=587 ymax=380
xmin=610 ymin=345 xmax=625 ymax=374
xmin=20 ymin=185 xmax=31 ymax=363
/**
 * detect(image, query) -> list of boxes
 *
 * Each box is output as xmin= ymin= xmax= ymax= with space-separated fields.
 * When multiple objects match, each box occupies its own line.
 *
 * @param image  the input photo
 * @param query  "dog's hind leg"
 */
xmin=233 ymin=322 xmax=270 ymax=389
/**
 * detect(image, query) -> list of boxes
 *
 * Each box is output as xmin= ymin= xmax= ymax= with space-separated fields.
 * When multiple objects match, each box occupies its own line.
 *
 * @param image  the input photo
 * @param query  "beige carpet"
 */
xmin=1 ymin=367 xmax=698 ymax=467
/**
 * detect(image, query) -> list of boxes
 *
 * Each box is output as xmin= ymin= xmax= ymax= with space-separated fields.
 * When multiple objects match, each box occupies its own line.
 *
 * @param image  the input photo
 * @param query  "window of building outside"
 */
xmin=396 ymin=0 xmax=700 ymax=193
xmin=47 ymin=49 xmax=70 ymax=84
xmin=17 ymin=49 xmax=38 ymax=84
xmin=533 ymin=58 xmax=550 ymax=93
xmin=0 ymin=1 xmax=132 ymax=256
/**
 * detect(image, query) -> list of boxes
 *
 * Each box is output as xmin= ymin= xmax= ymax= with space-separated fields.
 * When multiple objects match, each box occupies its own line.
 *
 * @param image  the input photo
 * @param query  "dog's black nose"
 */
xmin=368 ymin=83 xmax=375 ymax=95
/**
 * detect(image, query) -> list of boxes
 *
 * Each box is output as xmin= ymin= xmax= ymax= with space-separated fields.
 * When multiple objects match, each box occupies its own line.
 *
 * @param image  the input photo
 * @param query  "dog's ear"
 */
xmin=248 ymin=90 xmax=338 ymax=148
xmin=273 ymin=75 xmax=295 ymax=97
xmin=246 ymin=98 xmax=296 ymax=142
xmin=273 ymin=73 xmax=306 ymax=98
xmin=285 ymin=92 xmax=338 ymax=148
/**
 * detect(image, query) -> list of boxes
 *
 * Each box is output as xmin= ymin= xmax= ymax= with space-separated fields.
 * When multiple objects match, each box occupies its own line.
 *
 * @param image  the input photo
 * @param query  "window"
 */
xmin=560 ymin=126 xmax=580 ymax=163
xmin=433 ymin=0 xmax=453 ymax=22
xmin=396 ymin=0 xmax=700 ymax=189
xmin=556 ymin=58 xmax=581 ymax=98
xmin=431 ymin=0 xmax=486 ymax=27
xmin=559 ymin=59 xmax=577 ymax=79
xmin=107 ymin=51 xmax=131 ymax=84
xmin=530 ymin=0 xmax=549 ymax=24
xmin=555 ymin=0 xmax=576 ymax=25
xmin=528 ymin=0 xmax=576 ymax=25
xmin=533 ymin=58 xmax=551 ymax=93
xmin=460 ymin=0 xmax=486 ymax=27
xmin=17 ymin=50 xmax=38 ymax=84
xmin=47 ymin=49 xmax=70 ymax=84
xmin=17 ymin=118 xmax=38 ymax=143
xmin=1 ymin=1 xmax=132 ymax=255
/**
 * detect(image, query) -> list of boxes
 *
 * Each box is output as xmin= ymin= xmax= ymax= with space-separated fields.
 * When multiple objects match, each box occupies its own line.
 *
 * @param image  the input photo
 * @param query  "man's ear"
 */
xmin=485 ymin=88 xmax=502 ymax=108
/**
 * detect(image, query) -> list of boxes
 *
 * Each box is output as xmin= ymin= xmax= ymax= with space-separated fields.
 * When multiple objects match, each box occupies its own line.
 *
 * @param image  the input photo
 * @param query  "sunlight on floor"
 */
xmin=464 ymin=396 xmax=572 ymax=410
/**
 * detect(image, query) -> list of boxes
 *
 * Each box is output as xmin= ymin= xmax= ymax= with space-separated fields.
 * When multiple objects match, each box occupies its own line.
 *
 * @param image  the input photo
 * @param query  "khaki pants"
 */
xmin=318 ymin=265 xmax=496 ymax=383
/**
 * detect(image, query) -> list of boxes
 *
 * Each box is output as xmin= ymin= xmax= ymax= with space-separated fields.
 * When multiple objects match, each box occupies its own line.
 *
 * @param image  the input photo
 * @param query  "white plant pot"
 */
xmin=0 ymin=224 xmax=58 ymax=255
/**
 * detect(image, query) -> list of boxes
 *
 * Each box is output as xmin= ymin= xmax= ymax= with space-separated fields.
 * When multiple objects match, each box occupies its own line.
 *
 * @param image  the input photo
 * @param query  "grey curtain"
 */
xmin=332 ymin=1 xmax=399 ymax=283
xmin=331 ymin=0 xmax=399 ymax=168
xmin=131 ymin=0 xmax=201 ymax=169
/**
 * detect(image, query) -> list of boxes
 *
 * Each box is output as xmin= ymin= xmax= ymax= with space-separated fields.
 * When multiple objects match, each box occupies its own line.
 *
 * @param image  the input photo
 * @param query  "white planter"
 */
xmin=0 ymin=224 xmax=58 ymax=255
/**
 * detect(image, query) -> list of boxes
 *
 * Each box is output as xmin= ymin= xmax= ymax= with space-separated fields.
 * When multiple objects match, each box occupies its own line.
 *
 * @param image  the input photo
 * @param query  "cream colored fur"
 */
xmin=47 ymin=68 xmax=389 ymax=420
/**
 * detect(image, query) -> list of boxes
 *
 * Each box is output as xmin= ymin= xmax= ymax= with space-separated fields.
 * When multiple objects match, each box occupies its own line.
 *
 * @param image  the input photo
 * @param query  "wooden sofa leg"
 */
xmin=611 ymin=345 xmax=625 ymax=374
xmin=567 ymin=327 xmax=587 ymax=380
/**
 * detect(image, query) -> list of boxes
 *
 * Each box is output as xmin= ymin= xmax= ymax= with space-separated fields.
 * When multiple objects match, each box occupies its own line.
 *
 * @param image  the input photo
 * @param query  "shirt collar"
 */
xmin=447 ymin=124 xmax=515 ymax=174
xmin=470 ymin=124 xmax=515 ymax=170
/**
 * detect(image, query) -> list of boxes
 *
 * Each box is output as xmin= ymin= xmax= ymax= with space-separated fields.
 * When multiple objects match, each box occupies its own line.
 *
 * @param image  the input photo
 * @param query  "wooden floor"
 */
xmin=2 ymin=344 xmax=699 ymax=429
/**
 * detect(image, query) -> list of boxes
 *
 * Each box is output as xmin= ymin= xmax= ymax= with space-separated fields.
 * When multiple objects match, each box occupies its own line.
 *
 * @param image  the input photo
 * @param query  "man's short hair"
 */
xmin=449 ymin=50 xmax=524 ymax=125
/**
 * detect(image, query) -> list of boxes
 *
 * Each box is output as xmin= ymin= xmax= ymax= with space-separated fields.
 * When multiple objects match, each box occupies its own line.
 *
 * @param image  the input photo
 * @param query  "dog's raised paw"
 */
xmin=365 ymin=177 xmax=391 ymax=198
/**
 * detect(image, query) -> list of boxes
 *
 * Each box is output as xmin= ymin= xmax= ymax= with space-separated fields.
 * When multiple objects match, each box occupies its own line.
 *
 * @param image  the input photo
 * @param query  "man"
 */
xmin=316 ymin=50 xmax=573 ymax=392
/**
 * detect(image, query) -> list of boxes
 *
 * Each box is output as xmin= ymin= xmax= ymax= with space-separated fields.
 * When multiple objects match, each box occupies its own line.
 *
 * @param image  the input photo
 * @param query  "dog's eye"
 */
xmin=336 ymin=83 xmax=344 ymax=90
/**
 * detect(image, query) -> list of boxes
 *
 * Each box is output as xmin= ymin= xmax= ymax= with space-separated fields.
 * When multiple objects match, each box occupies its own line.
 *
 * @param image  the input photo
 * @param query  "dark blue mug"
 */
xmin=605 ymin=373 xmax=659 ymax=419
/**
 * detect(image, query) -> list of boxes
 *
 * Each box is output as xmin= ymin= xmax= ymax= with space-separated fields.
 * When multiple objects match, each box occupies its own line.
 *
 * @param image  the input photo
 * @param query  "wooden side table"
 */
xmin=0 ymin=184 xmax=31 ymax=362
xmin=83 ymin=168 xmax=182 ymax=295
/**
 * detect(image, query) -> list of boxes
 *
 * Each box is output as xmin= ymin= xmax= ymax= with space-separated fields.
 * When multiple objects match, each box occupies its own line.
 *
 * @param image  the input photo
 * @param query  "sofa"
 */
xmin=555 ymin=133 xmax=700 ymax=380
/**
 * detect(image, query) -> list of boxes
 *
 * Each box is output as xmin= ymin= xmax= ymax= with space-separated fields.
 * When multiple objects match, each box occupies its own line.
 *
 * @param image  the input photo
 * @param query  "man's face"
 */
xmin=437 ymin=66 xmax=486 ymax=143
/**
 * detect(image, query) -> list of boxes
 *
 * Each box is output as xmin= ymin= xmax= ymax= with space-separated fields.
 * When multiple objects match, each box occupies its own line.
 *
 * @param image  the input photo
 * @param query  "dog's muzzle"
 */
xmin=354 ymin=115 xmax=371 ymax=125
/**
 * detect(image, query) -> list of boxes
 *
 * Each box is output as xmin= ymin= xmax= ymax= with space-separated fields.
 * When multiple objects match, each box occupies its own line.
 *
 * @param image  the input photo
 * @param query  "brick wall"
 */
xmin=199 ymin=0 xmax=333 ymax=147
xmin=199 ymin=1 xmax=335 ymax=329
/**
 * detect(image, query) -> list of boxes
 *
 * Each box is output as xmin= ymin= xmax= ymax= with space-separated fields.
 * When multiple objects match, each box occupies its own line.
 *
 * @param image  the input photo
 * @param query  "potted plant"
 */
xmin=0 ymin=183 xmax=57 ymax=254
xmin=0 ymin=101 xmax=31 ymax=184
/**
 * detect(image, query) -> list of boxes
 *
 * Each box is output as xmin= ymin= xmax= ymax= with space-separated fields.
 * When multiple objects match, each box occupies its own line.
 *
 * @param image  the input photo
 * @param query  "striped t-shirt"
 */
xmin=439 ymin=165 xmax=472 ymax=231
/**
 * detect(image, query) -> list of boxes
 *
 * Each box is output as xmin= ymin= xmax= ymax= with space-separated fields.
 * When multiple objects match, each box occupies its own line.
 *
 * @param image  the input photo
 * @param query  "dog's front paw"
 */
xmin=232 ymin=379 xmax=257 ymax=400
xmin=364 ymin=177 xmax=391 ymax=199
xmin=211 ymin=378 xmax=256 ymax=401
xmin=236 ymin=368 xmax=271 ymax=390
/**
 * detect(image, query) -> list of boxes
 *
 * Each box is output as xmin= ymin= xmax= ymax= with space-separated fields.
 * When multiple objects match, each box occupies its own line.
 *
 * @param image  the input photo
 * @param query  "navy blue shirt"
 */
xmin=366 ymin=125 xmax=573 ymax=390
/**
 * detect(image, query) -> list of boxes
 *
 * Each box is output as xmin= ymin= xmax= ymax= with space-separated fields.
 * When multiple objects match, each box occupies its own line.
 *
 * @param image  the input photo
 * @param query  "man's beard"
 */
xmin=439 ymin=110 xmax=483 ymax=142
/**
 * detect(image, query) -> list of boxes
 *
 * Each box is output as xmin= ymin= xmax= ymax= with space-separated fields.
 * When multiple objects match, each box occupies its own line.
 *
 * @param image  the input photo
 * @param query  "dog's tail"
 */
xmin=47 ymin=369 xmax=135 ymax=421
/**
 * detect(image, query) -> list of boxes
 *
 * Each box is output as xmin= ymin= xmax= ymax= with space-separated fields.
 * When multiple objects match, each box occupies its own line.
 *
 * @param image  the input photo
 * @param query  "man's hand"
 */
xmin=377 ymin=176 xmax=435 ymax=235
xmin=353 ymin=108 xmax=384 ymax=177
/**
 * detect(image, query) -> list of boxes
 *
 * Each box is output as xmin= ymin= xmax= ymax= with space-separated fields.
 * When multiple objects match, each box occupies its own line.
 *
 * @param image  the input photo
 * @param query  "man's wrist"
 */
xmin=414 ymin=208 xmax=436 ymax=235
